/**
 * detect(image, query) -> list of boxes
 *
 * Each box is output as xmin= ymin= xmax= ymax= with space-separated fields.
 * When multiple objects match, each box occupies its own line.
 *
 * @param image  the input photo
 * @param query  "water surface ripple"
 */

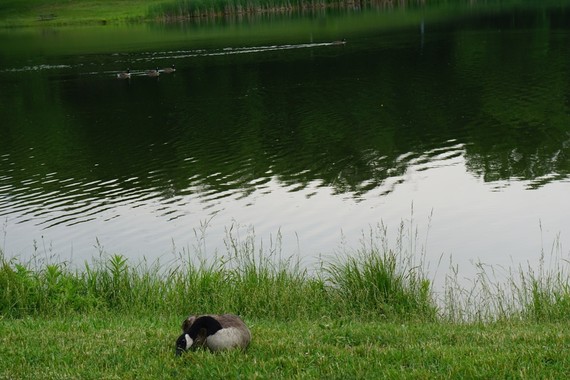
xmin=0 ymin=6 xmax=569 ymax=280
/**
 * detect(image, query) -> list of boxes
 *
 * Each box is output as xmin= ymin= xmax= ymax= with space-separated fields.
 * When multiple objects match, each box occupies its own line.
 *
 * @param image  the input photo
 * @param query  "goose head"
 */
xmin=175 ymin=333 xmax=192 ymax=356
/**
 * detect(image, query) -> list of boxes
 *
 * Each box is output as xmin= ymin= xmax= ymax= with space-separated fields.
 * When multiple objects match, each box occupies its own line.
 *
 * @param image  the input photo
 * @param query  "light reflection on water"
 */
xmin=1 ymin=6 xmax=570 ymax=287
xmin=2 ymin=140 xmax=567 ymax=286
xmin=0 ymin=42 xmax=343 ymax=75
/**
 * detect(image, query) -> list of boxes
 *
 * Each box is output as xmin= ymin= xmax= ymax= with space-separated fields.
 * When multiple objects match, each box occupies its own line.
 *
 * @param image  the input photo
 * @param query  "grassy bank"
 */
xmin=2 ymin=224 xmax=570 ymax=377
xmin=0 ymin=0 xmax=155 ymax=27
xmin=2 ymin=314 xmax=570 ymax=378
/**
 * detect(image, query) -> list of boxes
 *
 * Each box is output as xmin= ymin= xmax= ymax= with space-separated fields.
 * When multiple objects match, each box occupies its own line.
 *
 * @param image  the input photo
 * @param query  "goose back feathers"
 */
xmin=163 ymin=65 xmax=176 ymax=73
xmin=146 ymin=67 xmax=160 ymax=77
xmin=176 ymin=314 xmax=251 ymax=355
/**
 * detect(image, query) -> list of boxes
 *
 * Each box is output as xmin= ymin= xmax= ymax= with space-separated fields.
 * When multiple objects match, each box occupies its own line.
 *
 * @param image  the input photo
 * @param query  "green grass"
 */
xmin=325 ymin=222 xmax=436 ymax=320
xmin=0 ymin=221 xmax=439 ymax=321
xmin=0 ymin=223 xmax=436 ymax=321
xmin=441 ymin=232 xmax=570 ymax=323
xmin=2 ymin=221 xmax=570 ymax=322
xmin=1 ymin=315 xmax=570 ymax=378
xmin=2 ymin=222 xmax=570 ymax=377
xmin=0 ymin=0 xmax=160 ymax=27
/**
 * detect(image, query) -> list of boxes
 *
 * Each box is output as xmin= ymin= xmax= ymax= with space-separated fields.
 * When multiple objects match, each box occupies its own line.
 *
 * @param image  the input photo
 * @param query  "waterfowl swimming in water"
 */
xmin=163 ymin=64 xmax=176 ymax=74
xmin=332 ymin=38 xmax=347 ymax=45
xmin=146 ymin=67 xmax=160 ymax=77
xmin=117 ymin=69 xmax=130 ymax=79
xmin=175 ymin=314 xmax=251 ymax=355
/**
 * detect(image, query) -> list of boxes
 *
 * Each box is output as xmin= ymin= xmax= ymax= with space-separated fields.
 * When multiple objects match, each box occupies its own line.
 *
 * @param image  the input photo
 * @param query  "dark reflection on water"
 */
xmin=0 ymin=4 xmax=569 ymax=269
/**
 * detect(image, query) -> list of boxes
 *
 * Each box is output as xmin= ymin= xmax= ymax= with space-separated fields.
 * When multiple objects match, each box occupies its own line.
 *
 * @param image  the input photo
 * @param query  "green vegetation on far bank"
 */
xmin=0 ymin=0 xmax=412 ymax=27
xmin=0 ymin=0 xmax=153 ymax=27
xmin=0 ymin=0 xmax=559 ymax=27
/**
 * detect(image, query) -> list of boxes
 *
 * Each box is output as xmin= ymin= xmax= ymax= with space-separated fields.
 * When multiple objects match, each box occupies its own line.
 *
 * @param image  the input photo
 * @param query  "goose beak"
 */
xmin=175 ymin=348 xmax=184 ymax=356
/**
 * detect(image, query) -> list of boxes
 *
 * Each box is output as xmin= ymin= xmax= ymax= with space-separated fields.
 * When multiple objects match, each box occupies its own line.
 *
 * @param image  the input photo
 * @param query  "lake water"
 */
xmin=1 ymin=3 xmax=569 ymax=283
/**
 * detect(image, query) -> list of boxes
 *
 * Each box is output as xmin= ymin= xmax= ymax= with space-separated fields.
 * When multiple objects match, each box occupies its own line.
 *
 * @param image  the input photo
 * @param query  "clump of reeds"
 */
xmin=511 ymin=234 xmax=570 ymax=322
xmin=2 ymin=220 xmax=570 ymax=324
xmin=0 ymin=219 xmax=436 ymax=321
xmin=442 ymin=229 xmax=570 ymax=323
xmin=0 ymin=224 xmax=328 ymax=319
xmin=166 ymin=223 xmax=330 ymax=320
xmin=324 ymin=219 xmax=437 ymax=320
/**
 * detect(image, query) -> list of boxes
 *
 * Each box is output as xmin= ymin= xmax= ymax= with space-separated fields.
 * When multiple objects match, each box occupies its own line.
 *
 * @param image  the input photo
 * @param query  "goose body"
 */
xmin=117 ymin=69 xmax=130 ymax=79
xmin=146 ymin=67 xmax=160 ymax=77
xmin=176 ymin=314 xmax=251 ymax=355
xmin=163 ymin=64 xmax=176 ymax=74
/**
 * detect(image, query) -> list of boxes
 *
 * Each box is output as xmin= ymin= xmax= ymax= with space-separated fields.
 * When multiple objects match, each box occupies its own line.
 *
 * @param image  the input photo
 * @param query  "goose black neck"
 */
xmin=187 ymin=316 xmax=223 ymax=339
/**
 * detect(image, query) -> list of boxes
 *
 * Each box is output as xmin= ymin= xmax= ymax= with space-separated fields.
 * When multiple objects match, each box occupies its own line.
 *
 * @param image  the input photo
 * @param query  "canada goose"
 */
xmin=117 ymin=69 xmax=130 ymax=79
xmin=146 ymin=67 xmax=160 ymax=77
xmin=163 ymin=64 xmax=176 ymax=74
xmin=175 ymin=314 xmax=251 ymax=355
xmin=332 ymin=38 xmax=346 ymax=45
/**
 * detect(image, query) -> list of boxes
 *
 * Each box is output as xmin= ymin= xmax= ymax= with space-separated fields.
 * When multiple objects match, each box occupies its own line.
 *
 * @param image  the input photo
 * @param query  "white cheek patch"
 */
xmin=185 ymin=334 xmax=193 ymax=350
